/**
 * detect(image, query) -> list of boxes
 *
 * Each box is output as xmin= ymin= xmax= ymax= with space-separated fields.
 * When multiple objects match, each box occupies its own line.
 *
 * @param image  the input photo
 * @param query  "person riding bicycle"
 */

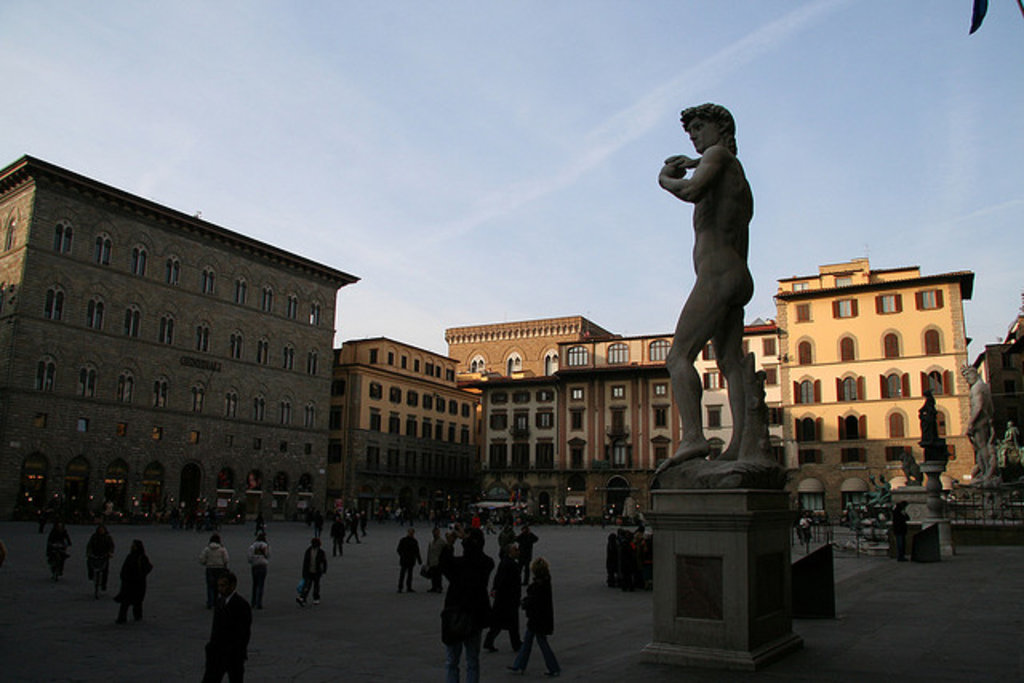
xmin=46 ymin=522 xmax=72 ymax=580
xmin=86 ymin=524 xmax=116 ymax=592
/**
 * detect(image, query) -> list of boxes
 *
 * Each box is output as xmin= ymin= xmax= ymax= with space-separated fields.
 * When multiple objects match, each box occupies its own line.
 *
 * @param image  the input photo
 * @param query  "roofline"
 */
xmin=775 ymin=271 xmax=974 ymax=301
xmin=1 ymin=155 xmax=360 ymax=287
xmin=337 ymin=337 xmax=459 ymax=362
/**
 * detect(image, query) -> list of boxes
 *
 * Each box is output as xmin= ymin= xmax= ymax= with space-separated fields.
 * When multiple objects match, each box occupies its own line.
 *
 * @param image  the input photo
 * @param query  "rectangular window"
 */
xmin=795 ymin=303 xmax=811 ymax=322
xmin=833 ymin=299 xmax=858 ymax=319
xmin=706 ymin=406 xmax=722 ymax=428
xmin=536 ymin=412 xmax=554 ymax=429
xmin=764 ymin=367 xmax=778 ymax=385
xmin=189 ymin=431 xmax=200 ymax=444
xmin=703 ymin=371 xmax=723 ymax=390
xmin=654 ymin=406 xmax=667 ymax=428
xmin=611 ymin=385 xmax=625 ymax=399
xmin=841 ymin=447 xmax=865 ymax=463
xmin=570 ymin=410 xmax=583 ymax=430
xmin=654 ymin=383 xmax=668 ymax=397
xmin=798 ymin=449 xmax=821 ymax=465
xmin=570 ymin=387 xmax=584 ymax=401
xmin=916 ymin=289 xmax=943 ymax=310
xmin=77 ymin=418 xmax=89 ymax=432
xmin=876 ymin=293 xmax=902 ymax=314
xmin=34 ymin=413 xmax=48 ymax=427
xmin=762 ymin=337 xmax=777 ymax=357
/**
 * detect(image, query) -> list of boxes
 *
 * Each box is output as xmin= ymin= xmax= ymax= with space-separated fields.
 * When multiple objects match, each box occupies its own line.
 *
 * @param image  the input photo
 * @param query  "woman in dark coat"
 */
xmin=605 ymin=533 xmax=619 ymax=587
xmin=116 ymin=539 xmax=153 ymax=623
xmin=508 ymin=557 xmax=560 ymax=677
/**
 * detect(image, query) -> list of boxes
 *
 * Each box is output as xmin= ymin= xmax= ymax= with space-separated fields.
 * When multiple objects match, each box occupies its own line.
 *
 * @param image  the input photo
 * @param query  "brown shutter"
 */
xmin=902 ymin=374 xmax=911 ymax=398
xmin=935 ymin=290 xmax=944 ymax=309
xmin=943 ymin=370 xmax=952 ymax=395
xmin=838 ymin=416 xmax=846 ymax=440
xmin=793 ymin=382 xmax=801 ymax=404
xmin=851 ymin=299 xmax=859 ymax=317
xmin=813 ymin=380 xmax=821 ymax=403
xmin=836 ymin=378 xmax=843 ymax=401
xmin=875 ymin=295 xmax=883 ymax=314
xmin=895 ymin=294 xmax=903 ymax=312
xmin=915 ymin=291 xmax=924 ymax=310
xmin=832 ymin=301 xmax=840 ymax=318
xmin=857 ymin=376 xmax=866 ymax=400
xmin=920 ymin=372 xmax=928 ymax=394
xmin=879 ymin=375 xmax=887 ymax=398
xmin=859 ymin=415 xmax=867 ymax=439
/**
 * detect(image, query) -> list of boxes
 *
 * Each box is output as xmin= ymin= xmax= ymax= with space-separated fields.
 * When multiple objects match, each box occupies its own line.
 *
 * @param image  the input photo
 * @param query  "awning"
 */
xmin=840 ymin=477 xmax=869 ymax=492
xmin=797 ymin=477 xmax=825 ymax=493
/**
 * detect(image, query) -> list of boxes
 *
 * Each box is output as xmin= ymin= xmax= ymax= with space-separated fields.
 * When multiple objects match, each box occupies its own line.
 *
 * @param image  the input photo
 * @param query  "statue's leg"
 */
xmin=713 ymin=305 xmax=747 ymax=461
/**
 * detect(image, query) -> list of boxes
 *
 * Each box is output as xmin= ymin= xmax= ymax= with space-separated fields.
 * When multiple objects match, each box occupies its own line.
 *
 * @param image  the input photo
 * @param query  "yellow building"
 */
xmin=775 ymin=258 xmax=974 ymax=516
xmin=329 ymin=338 xmax=480 ymax=516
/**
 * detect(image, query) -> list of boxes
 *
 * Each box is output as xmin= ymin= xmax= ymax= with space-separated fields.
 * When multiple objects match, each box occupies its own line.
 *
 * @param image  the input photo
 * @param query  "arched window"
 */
xmin=842 ymin=415 xmax=861 ymax=440
xmin=253 ymin=395 xmax=266 ymax=421
xmin=927 ymin=370 xmax=944 ymax=395
xmin=229 ymin=332 xmax=243 ymax=359
xmin=130 ymin=246 xmax=147 ymax=276
xmin=234 ymin=278 xmax=247 ymax=305
xmin=567 ymin=346 xmax=589 ymax=367
xmin=607 ymin=343 xmax=629 ymax=365
xmin=165 ymin=257 xmax=180 ymax=285
xmin=195 ymin=324 xmax=210 ymax=352
xmin=280 ymin=399 xmax=292 ymax=425
xmin=889 ymin=412 xmax=905 ymax=438
xmin=191 ymin=384 xmax=205 ymax=412
xmin=839 ymin=337 xmax=856 ymax=362
xmin=506 ymin=354 xmax=522 ymax=375
xmin=883 ymin=333 xmax=900 ymax=359
xmin=796 ymin=417 xmax=817 ymax=442
xmin=86 ymin=298 xmax=104 ymax=330
xmin=53 ymin=220 xmax=73 ymax=253
xmin=309 ymin=303 xmax=322 ymax=326
xmin=304 ymin=403 xmax=316 ymax=428
xmin=470 ymin=355 xmax=486 ymax=373
xmin=797 ymin=380 xmax=813 ymax=404
xmin=649 ymin=339 xmax=671 ymax=362
xmin=924 ymin=329 xmax=941 ymax=355
xmin=77 ymin=366 xmax=97 ymax=397
xmin=841 ymin=377 xmax=859 ymax=401
xmin=307 ymin=350 xmax=318 ymax=375
xmin=123 ymin=306 xmax=141 ymax=337
xmin=117 ymin=371 xmax=134 ymax=403
xmin=884 ymin=373 xmax=903 ymax=399
xmin=256 ymin=339 xmax=270 ymax=364
xmin=158 ymin=315 xmax=175 ymax=344
xmin=94 ymin=234 xmax=112 ymax=265
xmin=282 ymin=344 xmax=295 ymax=370
xmin=44 ymin=286 xmax=64 ymax=320
xmin=797 ymin=341 xmax=813 ymax=365
xmin=261 ymin=286 xmax=274 ymax=312
xmin=224 ymin=391 xmax=238 ymax=418
xmin=35 ymin=358 xmax=56 ymax=391
xmin=544 ymin=352 xmax=558 ymax=376
xmin=153 ymin=378 xmax=169 ymax=407
xmin=201 ymin=268 xmax=216 ymax=294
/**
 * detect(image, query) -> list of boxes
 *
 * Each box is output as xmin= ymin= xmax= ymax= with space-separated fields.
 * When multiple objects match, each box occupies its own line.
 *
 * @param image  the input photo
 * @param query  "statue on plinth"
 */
xmin=900 ymin=451 xmax=923 ymax=486
xmin=963 ymin=365 xmax=999 ymax=487
xmin=652 ymin=104 xmax=784 ymax=490
xmin=996 ymin=421 xmax=1021 ymax=469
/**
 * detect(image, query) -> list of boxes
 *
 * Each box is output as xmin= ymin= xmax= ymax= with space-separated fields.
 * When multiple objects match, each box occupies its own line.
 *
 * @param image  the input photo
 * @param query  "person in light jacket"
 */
xmin=199 ymin=533 xmax=230 ymax=609
xmin=246 ymin=532 xmax=270 ymax=609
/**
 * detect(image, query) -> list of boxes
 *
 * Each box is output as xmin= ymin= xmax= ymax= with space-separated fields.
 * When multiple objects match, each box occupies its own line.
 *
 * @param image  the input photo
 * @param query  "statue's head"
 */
xmin=961 ymin=364 xmax=979 ymax=383
xmin=681 ymin=103 xmax=737 ymax=155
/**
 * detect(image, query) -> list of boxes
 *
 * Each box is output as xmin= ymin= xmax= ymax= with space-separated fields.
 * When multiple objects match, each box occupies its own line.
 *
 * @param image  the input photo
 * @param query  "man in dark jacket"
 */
xmin=297 ymin=538 xmax=327 ymax=606
xmin=396 ymin=528 xmax=422 ymax=593
xmin=202 ymin=571 xmax=252 ymax=683
xmin=441 ymin=528 xmax=495 ymax=683
xmin=483 ymin=543 xmax=522 ymax=653
xmin=516 ymin=526 xmax=539 ymax=585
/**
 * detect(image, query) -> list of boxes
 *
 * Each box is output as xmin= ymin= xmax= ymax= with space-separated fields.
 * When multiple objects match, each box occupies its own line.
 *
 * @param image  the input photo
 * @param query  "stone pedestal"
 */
xmin=642 ymin=489 xmax=803 ymax=671
xmin=920 ymin=461 xmax=954 ymax=558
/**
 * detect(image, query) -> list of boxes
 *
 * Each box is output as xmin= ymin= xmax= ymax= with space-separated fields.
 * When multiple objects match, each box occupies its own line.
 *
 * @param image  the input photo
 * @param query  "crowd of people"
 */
xmin=605 ymin=527 xmax=653 ymax=592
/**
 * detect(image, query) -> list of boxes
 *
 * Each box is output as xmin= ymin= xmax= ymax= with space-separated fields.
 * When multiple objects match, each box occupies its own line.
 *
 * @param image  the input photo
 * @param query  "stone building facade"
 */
xmin=329 ymin=338 xmax=480 ymax=516
xmin=458 ymin=318 xmax=784 ymax=520
xmin=976 ymin=310 xmax=1024 ymax=439
xmin=0 ymin=156 xmax=358 ymax=521
xmin=776 ymin=258 xmax=973 ymax=517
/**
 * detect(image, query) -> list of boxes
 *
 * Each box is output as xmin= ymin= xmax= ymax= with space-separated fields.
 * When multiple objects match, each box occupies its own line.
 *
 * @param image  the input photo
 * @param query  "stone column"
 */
xmin=920 ymin=460 xmax=954 ymax=557
xmin=642 ymin=489 xmax=803 ymax=671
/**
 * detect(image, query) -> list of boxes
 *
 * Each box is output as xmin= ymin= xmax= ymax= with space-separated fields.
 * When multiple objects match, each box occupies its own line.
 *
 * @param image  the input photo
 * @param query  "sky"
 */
xmin=2 ymin=1 xmax=1022 ymax=357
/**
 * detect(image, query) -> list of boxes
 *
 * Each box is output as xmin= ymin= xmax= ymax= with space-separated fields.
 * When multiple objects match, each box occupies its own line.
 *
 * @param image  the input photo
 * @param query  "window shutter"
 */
xmin=875 ymin=295 xmax=883 ymax=314
xmin=813 ymin=380 xmax=821 ymax=403
xmin=857 ymin=376 xmax=866 ymax=400
xmin=838 ymin=416 xmax=846 ymax=440
xmin=859 ymin=415 xmax=867 ymax=439
xmin=851 ymin=299 xmax=859 ymax=317
xmin=703 ymin=373 xmax=711 ymax=390
xmin=895 ymin=294 xmax=903 ymax=312
xmin=902 ymin=374 xmax=911 ymax=398
xmin=793 ymin=382 xmax=801 ymax=404
xmin=915 ymin=291 xmax=924 ymax=310
xmin=920 ymin=372 xmax=928 ymax=394
xmin=879 ymin=375 xmax=888 ymax=398
xmin=832 ymin=301 xmax=840 ymax=318
xmin=935 ymin=290 xmax=944 ymax=309
xmin=943 ymin=370 xmax=952 ymax=395
xmin=836 ymin=378 xmax=843 ymax=401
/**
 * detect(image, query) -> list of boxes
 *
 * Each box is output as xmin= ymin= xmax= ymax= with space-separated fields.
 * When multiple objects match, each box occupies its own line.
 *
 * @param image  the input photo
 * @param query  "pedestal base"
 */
xmin=641 ymin=489 xmax=803 ymax=671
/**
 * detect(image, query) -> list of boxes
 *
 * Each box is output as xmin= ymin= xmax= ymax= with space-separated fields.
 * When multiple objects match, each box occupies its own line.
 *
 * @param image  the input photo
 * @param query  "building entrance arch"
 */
xmin=18 ymin=452 xmax=48 ymax=516
xmin=604 ymin=476 xmax=630 ymax=517
xmin=64 ymin=456 xmax=90 ymax=520
xmin=104 ymin=459 xmax=129 ymax=512
xmin=179 ymin=463 xmax=202 ymax=514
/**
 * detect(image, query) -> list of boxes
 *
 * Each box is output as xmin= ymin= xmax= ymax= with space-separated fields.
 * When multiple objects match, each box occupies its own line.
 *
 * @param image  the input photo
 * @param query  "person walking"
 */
xmin=330 ymin=514 xmax=345 ymax=557
xmin=313 ymin=509 xmax=324 ymax=539
xmin=297 ymin=538 xmax=327 ymax=606
xmin=441 ymin=528 xmax=494 ymax=683
xmin=426 ymin=526 xmax=447 ymax=593
xmin=892 ymin=501 xmax=910 ymax=562
xmin=346 ymin=513 xmax=361 ymax=544
xmin=86 ymin=524 xmax=115 ymax=593
xmin=515 ymin=526 xmax=539 ymax=585
xmin=397 ymin=528 xmax=422 ymax=593
xmin=483 ymin=543 xmax=523 ymax=654
xmin=199 ymin=533 xmax=230 ymax=609
xmin=246 ymin=532 xmax=270 ymax=609
xmin=115 ymin=539 xmax=153 ymax=624
xmin=202 ymin=571 xmax=252 ymax=683
xmin=508 ymin=557 xmax=560 ymax=677
xmin=46 ymin=521 xmax=72 ymax=581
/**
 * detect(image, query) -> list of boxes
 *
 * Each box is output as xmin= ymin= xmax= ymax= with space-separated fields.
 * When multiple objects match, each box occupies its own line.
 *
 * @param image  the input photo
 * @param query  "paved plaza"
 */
xmin=0 ymin=519 xmax=1021 ymax=682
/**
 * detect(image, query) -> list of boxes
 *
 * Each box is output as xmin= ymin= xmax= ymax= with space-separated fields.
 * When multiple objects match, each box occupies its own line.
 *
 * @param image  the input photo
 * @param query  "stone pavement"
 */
xmin=0 ymin=519 xmax=1020 ymax=682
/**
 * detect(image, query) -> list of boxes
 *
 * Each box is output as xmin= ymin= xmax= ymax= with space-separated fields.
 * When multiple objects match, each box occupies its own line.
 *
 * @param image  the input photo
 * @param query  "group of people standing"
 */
xmin=605 ymin=527 xmax=652 ymax=592
xmin=439 ymin=525 xmax=561 ymax=682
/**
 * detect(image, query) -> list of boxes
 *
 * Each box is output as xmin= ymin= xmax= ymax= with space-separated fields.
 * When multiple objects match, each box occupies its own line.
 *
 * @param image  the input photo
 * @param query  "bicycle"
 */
xmin=47 ymin=543 xmax=68 ymax=582
xmin=88 ymin=554 xmax=110 ymax=599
